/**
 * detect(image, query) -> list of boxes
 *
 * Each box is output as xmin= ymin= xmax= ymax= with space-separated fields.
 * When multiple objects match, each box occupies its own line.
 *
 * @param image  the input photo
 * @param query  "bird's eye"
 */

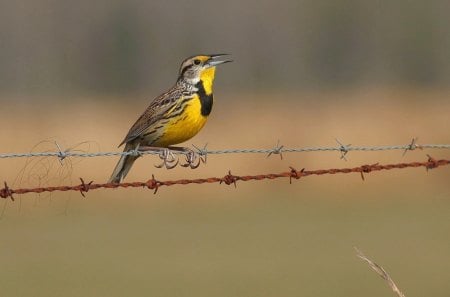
xmin=193 ymin=59 xmax=201 ymax=65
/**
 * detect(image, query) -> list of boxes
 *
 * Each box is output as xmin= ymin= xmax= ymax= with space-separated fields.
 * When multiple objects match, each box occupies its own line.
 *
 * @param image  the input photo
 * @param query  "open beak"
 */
xmin=206 ymin=54 xmax=233 ymax=67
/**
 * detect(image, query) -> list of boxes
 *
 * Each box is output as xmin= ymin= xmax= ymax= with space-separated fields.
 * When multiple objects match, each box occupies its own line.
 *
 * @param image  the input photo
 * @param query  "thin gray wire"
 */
xmin=1 ymin=143 xmax=450 ymax=159
xmin=209 ymin=144 xmax=450 ymax=153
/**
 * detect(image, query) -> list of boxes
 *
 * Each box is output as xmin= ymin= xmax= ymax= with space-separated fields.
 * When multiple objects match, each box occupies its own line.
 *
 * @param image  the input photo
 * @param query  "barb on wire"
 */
xmin=335 ymin=138 xmax=351 ymax=161
xmin=130 ymin=143 xmax=143 ymax=158
xmin=54 ymin=141 xmax=67 ymax=165
xmin=220 ymin=170 xmax=237 ymax=187
xmin=1 ymin=157 xmax=449 ymax=199
xmin=193 ymin=143 xmax=209 ymax=158
xmin=2 ymin=139 xmax=449 ymax=161
xmin=289 ymin=167 xmax=304 ymax=183
xmin=79 ymin=178 xmax=93 ymax=197
xmin=403 ymin=137 xmax=421 ymax=156
xmin=0 ymin=182 xmax=14 ymax=201
xmin=267 ymin=140 xmax=284 ymax=159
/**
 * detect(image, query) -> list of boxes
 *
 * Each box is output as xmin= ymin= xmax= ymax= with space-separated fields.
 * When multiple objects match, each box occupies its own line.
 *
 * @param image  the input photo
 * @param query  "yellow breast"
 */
xmin=154 ymin=94 xmax=208 ymax=147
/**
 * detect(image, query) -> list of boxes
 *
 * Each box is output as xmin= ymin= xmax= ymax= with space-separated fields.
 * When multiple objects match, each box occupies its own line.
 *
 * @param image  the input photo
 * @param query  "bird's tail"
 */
xmin=108 ymin=143 xmax=139 ymax=183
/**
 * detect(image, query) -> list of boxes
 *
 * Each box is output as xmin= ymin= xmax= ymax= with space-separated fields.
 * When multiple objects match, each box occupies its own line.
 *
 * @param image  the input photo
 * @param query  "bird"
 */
xmin=109 ymin=54 xmax=232 ymax=183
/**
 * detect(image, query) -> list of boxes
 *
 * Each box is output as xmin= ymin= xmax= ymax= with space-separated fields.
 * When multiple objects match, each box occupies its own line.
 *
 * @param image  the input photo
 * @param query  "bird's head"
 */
xmin=178 ymin=54 xmax=232 ymax=86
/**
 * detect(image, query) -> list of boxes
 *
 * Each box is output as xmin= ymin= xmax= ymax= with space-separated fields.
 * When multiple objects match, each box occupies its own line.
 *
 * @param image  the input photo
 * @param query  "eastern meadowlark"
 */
xmin=109 ymin=54 xmax=232 ymax=183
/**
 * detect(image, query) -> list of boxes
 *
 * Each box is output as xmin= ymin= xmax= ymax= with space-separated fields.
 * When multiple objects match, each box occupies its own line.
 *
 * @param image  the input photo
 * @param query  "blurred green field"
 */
xmin=1 ymin=89 xmax=450 ymax=296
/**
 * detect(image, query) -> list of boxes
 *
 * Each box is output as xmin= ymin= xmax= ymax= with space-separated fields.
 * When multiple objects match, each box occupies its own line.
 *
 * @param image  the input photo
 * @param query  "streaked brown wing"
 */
xmin=118 ymin=86 xmax=186 ymax=146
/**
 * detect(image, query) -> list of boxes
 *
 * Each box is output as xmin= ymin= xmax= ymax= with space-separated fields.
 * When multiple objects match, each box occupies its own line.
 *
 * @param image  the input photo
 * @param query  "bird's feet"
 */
xmin=180 ymin=147 xmax=207 ymax=169
xmin=155 ymin=148 xmax=179 ymax=169
xmin=137 ymin=145 xmax=205 ymax=169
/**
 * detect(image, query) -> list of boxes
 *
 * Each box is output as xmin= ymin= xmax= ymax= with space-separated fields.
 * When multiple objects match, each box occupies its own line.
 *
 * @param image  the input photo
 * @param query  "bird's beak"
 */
xmin=206 ymin=54 xmax=233 ymax=67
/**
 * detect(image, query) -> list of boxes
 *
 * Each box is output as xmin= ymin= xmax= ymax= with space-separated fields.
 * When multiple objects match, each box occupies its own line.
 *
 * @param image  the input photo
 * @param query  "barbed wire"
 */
xmin=1 ymin=138 xmax=450 ymax=161
xmin=1 ymin=156 xmax=448 ymax=200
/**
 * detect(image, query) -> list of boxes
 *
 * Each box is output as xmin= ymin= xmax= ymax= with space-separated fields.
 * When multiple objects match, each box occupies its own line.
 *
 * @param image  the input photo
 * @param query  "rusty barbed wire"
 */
xmin=1 ymin=156 xmax=448 ymax=200
xmin=0 ymin=138 xmax=450 ymax=161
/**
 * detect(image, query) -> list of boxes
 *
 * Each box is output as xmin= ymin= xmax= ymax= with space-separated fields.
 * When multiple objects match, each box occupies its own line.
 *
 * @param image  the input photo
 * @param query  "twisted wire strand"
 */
xmin=1 ymin=143 xmax=449 ymax=159
xmin=1 ymin=157 xmax=449 ymax=200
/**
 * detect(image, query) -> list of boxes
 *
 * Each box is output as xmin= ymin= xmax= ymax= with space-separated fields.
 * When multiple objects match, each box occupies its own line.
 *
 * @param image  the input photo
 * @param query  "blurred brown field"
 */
xmin=1 ymin=88 xmax=450 ymax=297
xmin=2 ymin=0 xmax=450 ymax=295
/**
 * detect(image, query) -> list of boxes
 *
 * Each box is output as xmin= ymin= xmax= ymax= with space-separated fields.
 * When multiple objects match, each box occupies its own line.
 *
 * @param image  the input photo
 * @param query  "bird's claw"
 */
xmin=155 ymin=148 xmax=179 ymax=169
xmin=154 ymin=147 xmax=206 ymax=170
xmin=180 ymin=149 xmax=206 ymax=169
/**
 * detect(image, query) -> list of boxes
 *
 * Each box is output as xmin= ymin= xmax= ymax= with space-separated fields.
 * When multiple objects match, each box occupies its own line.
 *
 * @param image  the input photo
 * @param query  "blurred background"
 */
xmin=1 ymin=0 xmax=450 ymax=95
xmin=1 ymin=1 xmax=450 ymax=296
